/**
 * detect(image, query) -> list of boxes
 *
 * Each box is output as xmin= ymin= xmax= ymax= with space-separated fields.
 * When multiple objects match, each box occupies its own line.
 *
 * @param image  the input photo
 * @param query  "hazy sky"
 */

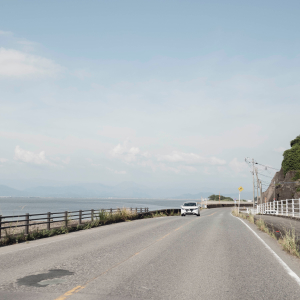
xmin=0 ymin=0 xmax=299 ymax=193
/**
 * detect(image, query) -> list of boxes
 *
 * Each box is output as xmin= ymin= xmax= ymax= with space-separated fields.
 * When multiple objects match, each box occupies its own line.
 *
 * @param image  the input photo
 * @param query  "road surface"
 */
xmin=1 ymin=208 xmax=300 ymax=299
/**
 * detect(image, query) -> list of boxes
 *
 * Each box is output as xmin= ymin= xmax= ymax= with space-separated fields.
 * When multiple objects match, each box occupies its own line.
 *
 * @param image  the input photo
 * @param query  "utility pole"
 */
xmin=259 ymin=180 xmax=262 ymax=206
xmin=252 ymin=158 xmax=255 ymax=208
xmin=255 ymin=167 xmax=259 ymax=208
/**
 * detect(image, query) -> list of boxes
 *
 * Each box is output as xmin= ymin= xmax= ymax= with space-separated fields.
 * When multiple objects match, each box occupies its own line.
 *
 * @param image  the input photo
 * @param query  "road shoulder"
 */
xmin=231 ymin=212 xmax=300 ymax=281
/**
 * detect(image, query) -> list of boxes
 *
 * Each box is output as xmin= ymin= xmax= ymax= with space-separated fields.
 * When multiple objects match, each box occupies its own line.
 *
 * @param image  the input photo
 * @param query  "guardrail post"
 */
xmin=47 ymin=212 xmax=51 ymax=230
xmin=0 ymin=215 xmax=2 ymax=239
xmin=91 ymin=209 xmax=94 ymax=222
xmin=64 ymin=211 xmax=68 ymax=227
xmin=25 ymin=213 xmax=29 ymax=235
xmin=292 ymin=199 xmax=295 ymax=217
xmin=281 ymin=200 xmax=283 ymax=215
xmin=79 ymin=210 xmax=82 ymax=224
xmin=286 ymin=200 xmax=288 ymax=216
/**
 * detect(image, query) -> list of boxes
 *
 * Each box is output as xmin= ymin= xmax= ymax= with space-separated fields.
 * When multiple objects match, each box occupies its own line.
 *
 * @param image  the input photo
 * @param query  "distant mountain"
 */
xmin=172 ymin=192 xmax=213 ymax=199
xmin=0 ymin=182 xmax=253 ymax=199
xmin=223 ymin=192 xmax=253 ymax=200
xmin=0 ymin=185 xmax=28 ymax=196
xmin=23 ymin=186 xmax=102 ymax=197
xmin=173 ymin=191 xmax=253 ymax=200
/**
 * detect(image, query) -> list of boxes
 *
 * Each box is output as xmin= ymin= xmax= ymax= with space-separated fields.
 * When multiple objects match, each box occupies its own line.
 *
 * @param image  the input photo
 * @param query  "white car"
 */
xmin=181 ymin=202 xmax=200 ymax=217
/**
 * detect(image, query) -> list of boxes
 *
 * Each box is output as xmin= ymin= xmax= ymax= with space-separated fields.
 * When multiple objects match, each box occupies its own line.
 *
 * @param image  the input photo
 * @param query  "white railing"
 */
xmin=245 ymin=208 xmax=257 ymax=215
xmin=257 ymin=199 xmax=300 ymax=218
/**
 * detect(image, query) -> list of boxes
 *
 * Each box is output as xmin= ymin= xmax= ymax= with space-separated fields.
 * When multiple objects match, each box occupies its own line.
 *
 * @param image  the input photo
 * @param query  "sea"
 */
xmin=0 ymin=197 xmax=194 ymax=217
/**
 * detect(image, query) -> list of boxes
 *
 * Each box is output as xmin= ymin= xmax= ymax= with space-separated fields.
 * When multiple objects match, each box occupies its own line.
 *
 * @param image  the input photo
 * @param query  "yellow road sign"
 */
xmin=238 ymin=186 xmax=244 ymax=192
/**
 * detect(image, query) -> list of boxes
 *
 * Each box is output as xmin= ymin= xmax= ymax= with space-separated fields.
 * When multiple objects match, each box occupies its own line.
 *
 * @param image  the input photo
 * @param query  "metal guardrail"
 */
xmin=0 ymin=207 xmax=149 ymax=238
xmin=257 ymin=199 xmax=300 ymax=218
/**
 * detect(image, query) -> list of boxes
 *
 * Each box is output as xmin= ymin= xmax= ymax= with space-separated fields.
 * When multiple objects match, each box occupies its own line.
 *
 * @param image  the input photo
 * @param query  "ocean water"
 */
xmin=0 ymin=197 xmax=191 ymax=217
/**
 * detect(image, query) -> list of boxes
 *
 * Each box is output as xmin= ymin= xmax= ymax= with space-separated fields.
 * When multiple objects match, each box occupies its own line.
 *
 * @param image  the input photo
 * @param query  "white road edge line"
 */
xmin=232 ymin=214 xmax=300 ymax=286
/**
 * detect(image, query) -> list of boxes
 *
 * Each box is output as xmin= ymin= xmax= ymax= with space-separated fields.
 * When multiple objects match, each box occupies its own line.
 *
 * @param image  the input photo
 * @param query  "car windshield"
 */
xmin=183 ymin=203 xmax=197 ymax=206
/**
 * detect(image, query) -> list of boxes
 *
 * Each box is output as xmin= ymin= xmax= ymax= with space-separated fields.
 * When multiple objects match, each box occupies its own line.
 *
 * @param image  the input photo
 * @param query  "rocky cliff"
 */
xmin=263 ymin=169 xmax=300 ymax=202
xmin=263 ymin=135 xmax=300 ymax=202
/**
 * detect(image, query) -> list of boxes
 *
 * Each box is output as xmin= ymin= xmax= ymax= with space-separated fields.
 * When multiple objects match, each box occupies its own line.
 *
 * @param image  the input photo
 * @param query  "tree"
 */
xmin=208 ymin=194 xmax=233 ymax=201
xmin=282 ymin=135 xmax=300 ymax=175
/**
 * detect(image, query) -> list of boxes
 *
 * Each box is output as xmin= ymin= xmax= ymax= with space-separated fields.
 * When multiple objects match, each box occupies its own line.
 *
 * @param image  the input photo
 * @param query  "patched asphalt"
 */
xmin=1 ymin=208 xmax=300 ymax=299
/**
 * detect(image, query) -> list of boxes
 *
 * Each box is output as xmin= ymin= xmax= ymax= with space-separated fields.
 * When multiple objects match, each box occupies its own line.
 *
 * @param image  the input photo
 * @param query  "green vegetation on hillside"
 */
xmin=282 ymin=135 xmax=300 ymax=176
xmin=208 ymin=194 xmax=233 ymax=201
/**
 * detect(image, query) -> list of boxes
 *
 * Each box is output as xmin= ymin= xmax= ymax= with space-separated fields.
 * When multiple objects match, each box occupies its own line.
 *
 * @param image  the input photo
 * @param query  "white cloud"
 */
xmin=179 ymin=165 xmax=198 ymax=173
xmin=51 ymin=156 xmax=71 ymax=165
xmin=106 ymin=167 xmax=127 ymax=175
xmin=17 ymin=39 xmax=39 ymax=52
xmin=14 ymin=145 xmax=54 ymax=166
xmin=98 ymin=126 xmax=136 ymax=140
xmin=0 ymin=158 xmax=8 ymax=163
xmin=111 ymin=141 xmax=141 ymax=163
xmin=158 ymin=163 xmax=180 ymax=174
xmin=229 ymin=158 xmax=248 ymax=173
xmin=110 ymin=141 xmax=225 ymax=176
xmin=62 ymin=157 xmax=71 ymax=164
xmin=0 ymin=30 xmax=12 ymax=35
xmin=157 ymin=151 xmax=226 ymax=166
xmin=0 ymin=47 xmax=62 ymax=78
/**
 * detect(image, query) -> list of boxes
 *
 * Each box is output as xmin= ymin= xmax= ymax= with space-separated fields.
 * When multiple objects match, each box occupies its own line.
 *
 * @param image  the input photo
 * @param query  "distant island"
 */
xmin=208 ymin=194 xmax=233 ymax=201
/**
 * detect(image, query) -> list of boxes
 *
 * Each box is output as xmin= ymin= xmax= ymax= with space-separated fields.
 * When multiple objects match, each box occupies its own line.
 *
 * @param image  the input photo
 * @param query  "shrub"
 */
xmin=290 ymin=135 xmax=300 ymax=147
xmin=282 ymin=135 xmax=300 ymax=175
xmin=292 ymin=171 xmax=300 ymax=181
xmin=279 ymin=229 xmax=300 ymax=258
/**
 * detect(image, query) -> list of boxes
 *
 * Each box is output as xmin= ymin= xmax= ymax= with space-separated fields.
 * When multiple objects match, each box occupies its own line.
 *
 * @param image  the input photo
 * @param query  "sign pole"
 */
xmin=238 ymin=186 xmax=243 ymax=213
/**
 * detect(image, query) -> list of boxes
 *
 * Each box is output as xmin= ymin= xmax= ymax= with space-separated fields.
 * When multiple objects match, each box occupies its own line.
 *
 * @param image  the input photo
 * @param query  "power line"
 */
xmin=258 ymin=173 xmax=273 ymax=178
xmin=255 ymin=162 xmax=279 ymax=171
xmin=260 ymin=180 xmax=271 ymax=185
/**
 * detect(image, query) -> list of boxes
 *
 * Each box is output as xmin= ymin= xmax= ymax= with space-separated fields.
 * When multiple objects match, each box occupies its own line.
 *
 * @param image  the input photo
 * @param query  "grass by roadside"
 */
xmin=0 ymin=209 xmax=180 ymax=247
xmin=232 ymin=208 xmax=300 ymax=258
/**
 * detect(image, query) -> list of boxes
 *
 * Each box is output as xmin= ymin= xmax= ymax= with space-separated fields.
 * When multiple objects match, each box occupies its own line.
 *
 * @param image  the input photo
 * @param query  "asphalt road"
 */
xmin=1 ymin=208 xmax=300 ymax=299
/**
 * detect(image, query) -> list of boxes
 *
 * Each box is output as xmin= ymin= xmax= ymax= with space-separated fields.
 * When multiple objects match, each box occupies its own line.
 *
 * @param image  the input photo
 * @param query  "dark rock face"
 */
xmin=262 ymin=135 xmax=300 ymax=202
xmin=263 ymin=169 xmax=300 ymax=202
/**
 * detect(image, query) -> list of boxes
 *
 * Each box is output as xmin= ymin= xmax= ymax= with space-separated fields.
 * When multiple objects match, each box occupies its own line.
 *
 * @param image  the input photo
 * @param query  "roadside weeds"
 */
xmin=232 ymin=208 xmax=300 ymax=258
xmin=0 ymin=209 xmax=180 ymax=247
